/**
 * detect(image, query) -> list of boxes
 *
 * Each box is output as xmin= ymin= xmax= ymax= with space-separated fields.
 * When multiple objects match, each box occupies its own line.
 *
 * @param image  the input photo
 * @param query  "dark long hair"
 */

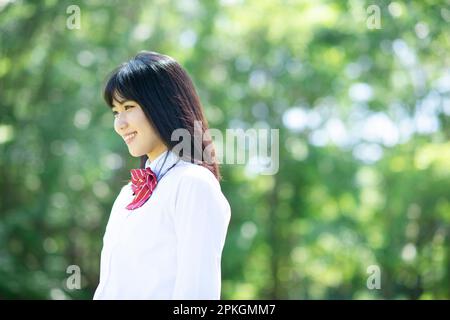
xmin=103 ymin=51 xmax=220 ymax=181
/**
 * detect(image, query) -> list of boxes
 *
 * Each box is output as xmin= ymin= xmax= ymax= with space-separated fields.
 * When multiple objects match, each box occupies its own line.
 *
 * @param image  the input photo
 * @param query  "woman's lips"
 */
xmin=124 ymin=131 xmax=137 ymax=144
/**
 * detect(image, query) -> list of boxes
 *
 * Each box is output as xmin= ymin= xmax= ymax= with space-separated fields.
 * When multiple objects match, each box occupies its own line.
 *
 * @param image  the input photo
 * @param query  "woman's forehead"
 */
xmin=111 ymin=91 xmax=134 ymax=107
xmin=112 ymin=91 xmax=127 ymax=104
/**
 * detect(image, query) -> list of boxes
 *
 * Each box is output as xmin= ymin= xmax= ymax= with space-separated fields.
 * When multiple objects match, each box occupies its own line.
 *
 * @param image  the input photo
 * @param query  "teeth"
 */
xmin=124 ymin=132 xmax=137 ymax=141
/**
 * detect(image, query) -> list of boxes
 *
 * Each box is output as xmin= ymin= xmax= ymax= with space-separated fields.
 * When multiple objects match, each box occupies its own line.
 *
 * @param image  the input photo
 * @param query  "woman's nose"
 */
xmin=115 ymin=113 xmax=128 ymax=131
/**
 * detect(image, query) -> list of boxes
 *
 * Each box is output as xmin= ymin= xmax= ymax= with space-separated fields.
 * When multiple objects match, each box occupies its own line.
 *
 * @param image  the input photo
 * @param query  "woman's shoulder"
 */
xmin=168 ymin=161 xmax=231 ymax=217
xmin=169 ymin=160 xmax=220 ymax=189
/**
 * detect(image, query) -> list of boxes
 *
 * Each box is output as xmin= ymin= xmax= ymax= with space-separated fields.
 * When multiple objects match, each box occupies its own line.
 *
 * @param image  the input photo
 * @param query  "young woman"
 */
xmin=93 ymin=51 xmax=231 ymax=300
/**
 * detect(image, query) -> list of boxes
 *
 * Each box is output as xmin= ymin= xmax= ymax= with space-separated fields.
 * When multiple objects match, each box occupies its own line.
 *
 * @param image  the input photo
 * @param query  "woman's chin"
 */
xmin=128 ymin=148 xmax=140 ymax=157
xmin=128 ymin=148 xmax=146 ymax=158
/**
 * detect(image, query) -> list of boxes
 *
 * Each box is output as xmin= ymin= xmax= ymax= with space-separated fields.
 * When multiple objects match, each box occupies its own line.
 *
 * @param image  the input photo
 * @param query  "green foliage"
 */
xmin=0 ymin=0 xmax=449 ymax=299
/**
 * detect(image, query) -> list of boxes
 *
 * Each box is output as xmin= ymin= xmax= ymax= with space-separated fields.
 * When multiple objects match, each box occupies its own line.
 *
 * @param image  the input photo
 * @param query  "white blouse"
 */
xmin=93 ymin=150 xmax=231 ymax=300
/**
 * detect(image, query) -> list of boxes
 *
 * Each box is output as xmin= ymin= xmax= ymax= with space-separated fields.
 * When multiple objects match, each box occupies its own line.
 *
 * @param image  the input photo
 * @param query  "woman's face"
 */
xmin=112 ymin=98 xmax=166 ymax=160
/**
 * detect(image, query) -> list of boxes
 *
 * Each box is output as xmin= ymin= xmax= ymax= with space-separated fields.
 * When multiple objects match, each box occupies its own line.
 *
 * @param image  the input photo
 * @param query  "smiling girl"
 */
xmin=93 ymin=51 xmax=231 ymax=300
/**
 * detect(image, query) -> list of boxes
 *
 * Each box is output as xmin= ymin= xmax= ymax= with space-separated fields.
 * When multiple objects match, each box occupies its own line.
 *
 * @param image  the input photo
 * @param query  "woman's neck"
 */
xmin=147 ymin=144 xmax=168 ymax=162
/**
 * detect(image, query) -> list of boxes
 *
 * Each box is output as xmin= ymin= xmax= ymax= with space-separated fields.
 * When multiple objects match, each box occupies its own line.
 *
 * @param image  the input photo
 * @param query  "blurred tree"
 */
xmin=0 ymin=0 xmax=448 ymax=299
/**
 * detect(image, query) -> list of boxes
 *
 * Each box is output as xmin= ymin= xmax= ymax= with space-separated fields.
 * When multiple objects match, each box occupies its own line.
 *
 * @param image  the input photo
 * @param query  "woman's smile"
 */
xmin=123 ymin=131 xmax=138 ymax=144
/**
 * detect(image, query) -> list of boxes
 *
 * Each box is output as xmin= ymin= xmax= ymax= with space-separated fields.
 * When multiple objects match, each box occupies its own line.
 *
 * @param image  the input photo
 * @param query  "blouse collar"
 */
xmin=144 ymin=149 xmax=180 ymax=178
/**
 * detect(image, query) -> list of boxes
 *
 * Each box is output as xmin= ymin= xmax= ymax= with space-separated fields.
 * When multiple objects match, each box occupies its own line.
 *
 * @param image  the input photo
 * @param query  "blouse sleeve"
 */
xmin=171 ymin=171 xmax=231 ymax=299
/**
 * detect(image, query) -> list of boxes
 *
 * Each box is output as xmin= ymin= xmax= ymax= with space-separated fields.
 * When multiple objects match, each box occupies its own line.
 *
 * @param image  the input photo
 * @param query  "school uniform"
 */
xmin=93 ymin=150 xmax=231 ymax=299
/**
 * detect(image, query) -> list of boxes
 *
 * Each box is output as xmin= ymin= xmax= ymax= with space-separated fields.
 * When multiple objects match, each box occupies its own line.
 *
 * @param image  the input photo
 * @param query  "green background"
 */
xmin=0 ymin=0 xmax=449 ymax=299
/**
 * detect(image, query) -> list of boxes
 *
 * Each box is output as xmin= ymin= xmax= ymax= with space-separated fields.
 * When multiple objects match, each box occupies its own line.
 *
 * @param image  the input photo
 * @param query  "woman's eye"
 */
xmin=112 ymin=105 xmax=134 ymax=117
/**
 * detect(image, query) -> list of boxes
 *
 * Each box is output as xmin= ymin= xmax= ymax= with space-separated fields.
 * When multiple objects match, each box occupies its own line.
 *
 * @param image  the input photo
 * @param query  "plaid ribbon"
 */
xmin=126 ymin=167 xmax=158 ymax=210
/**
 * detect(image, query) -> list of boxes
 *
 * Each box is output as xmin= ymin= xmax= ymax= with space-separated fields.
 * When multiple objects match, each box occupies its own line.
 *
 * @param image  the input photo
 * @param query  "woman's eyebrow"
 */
xmin=111 ymin=100 xmax=124 ymax=110
xmin=112 ymin=98 xmax=133 ymax=109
